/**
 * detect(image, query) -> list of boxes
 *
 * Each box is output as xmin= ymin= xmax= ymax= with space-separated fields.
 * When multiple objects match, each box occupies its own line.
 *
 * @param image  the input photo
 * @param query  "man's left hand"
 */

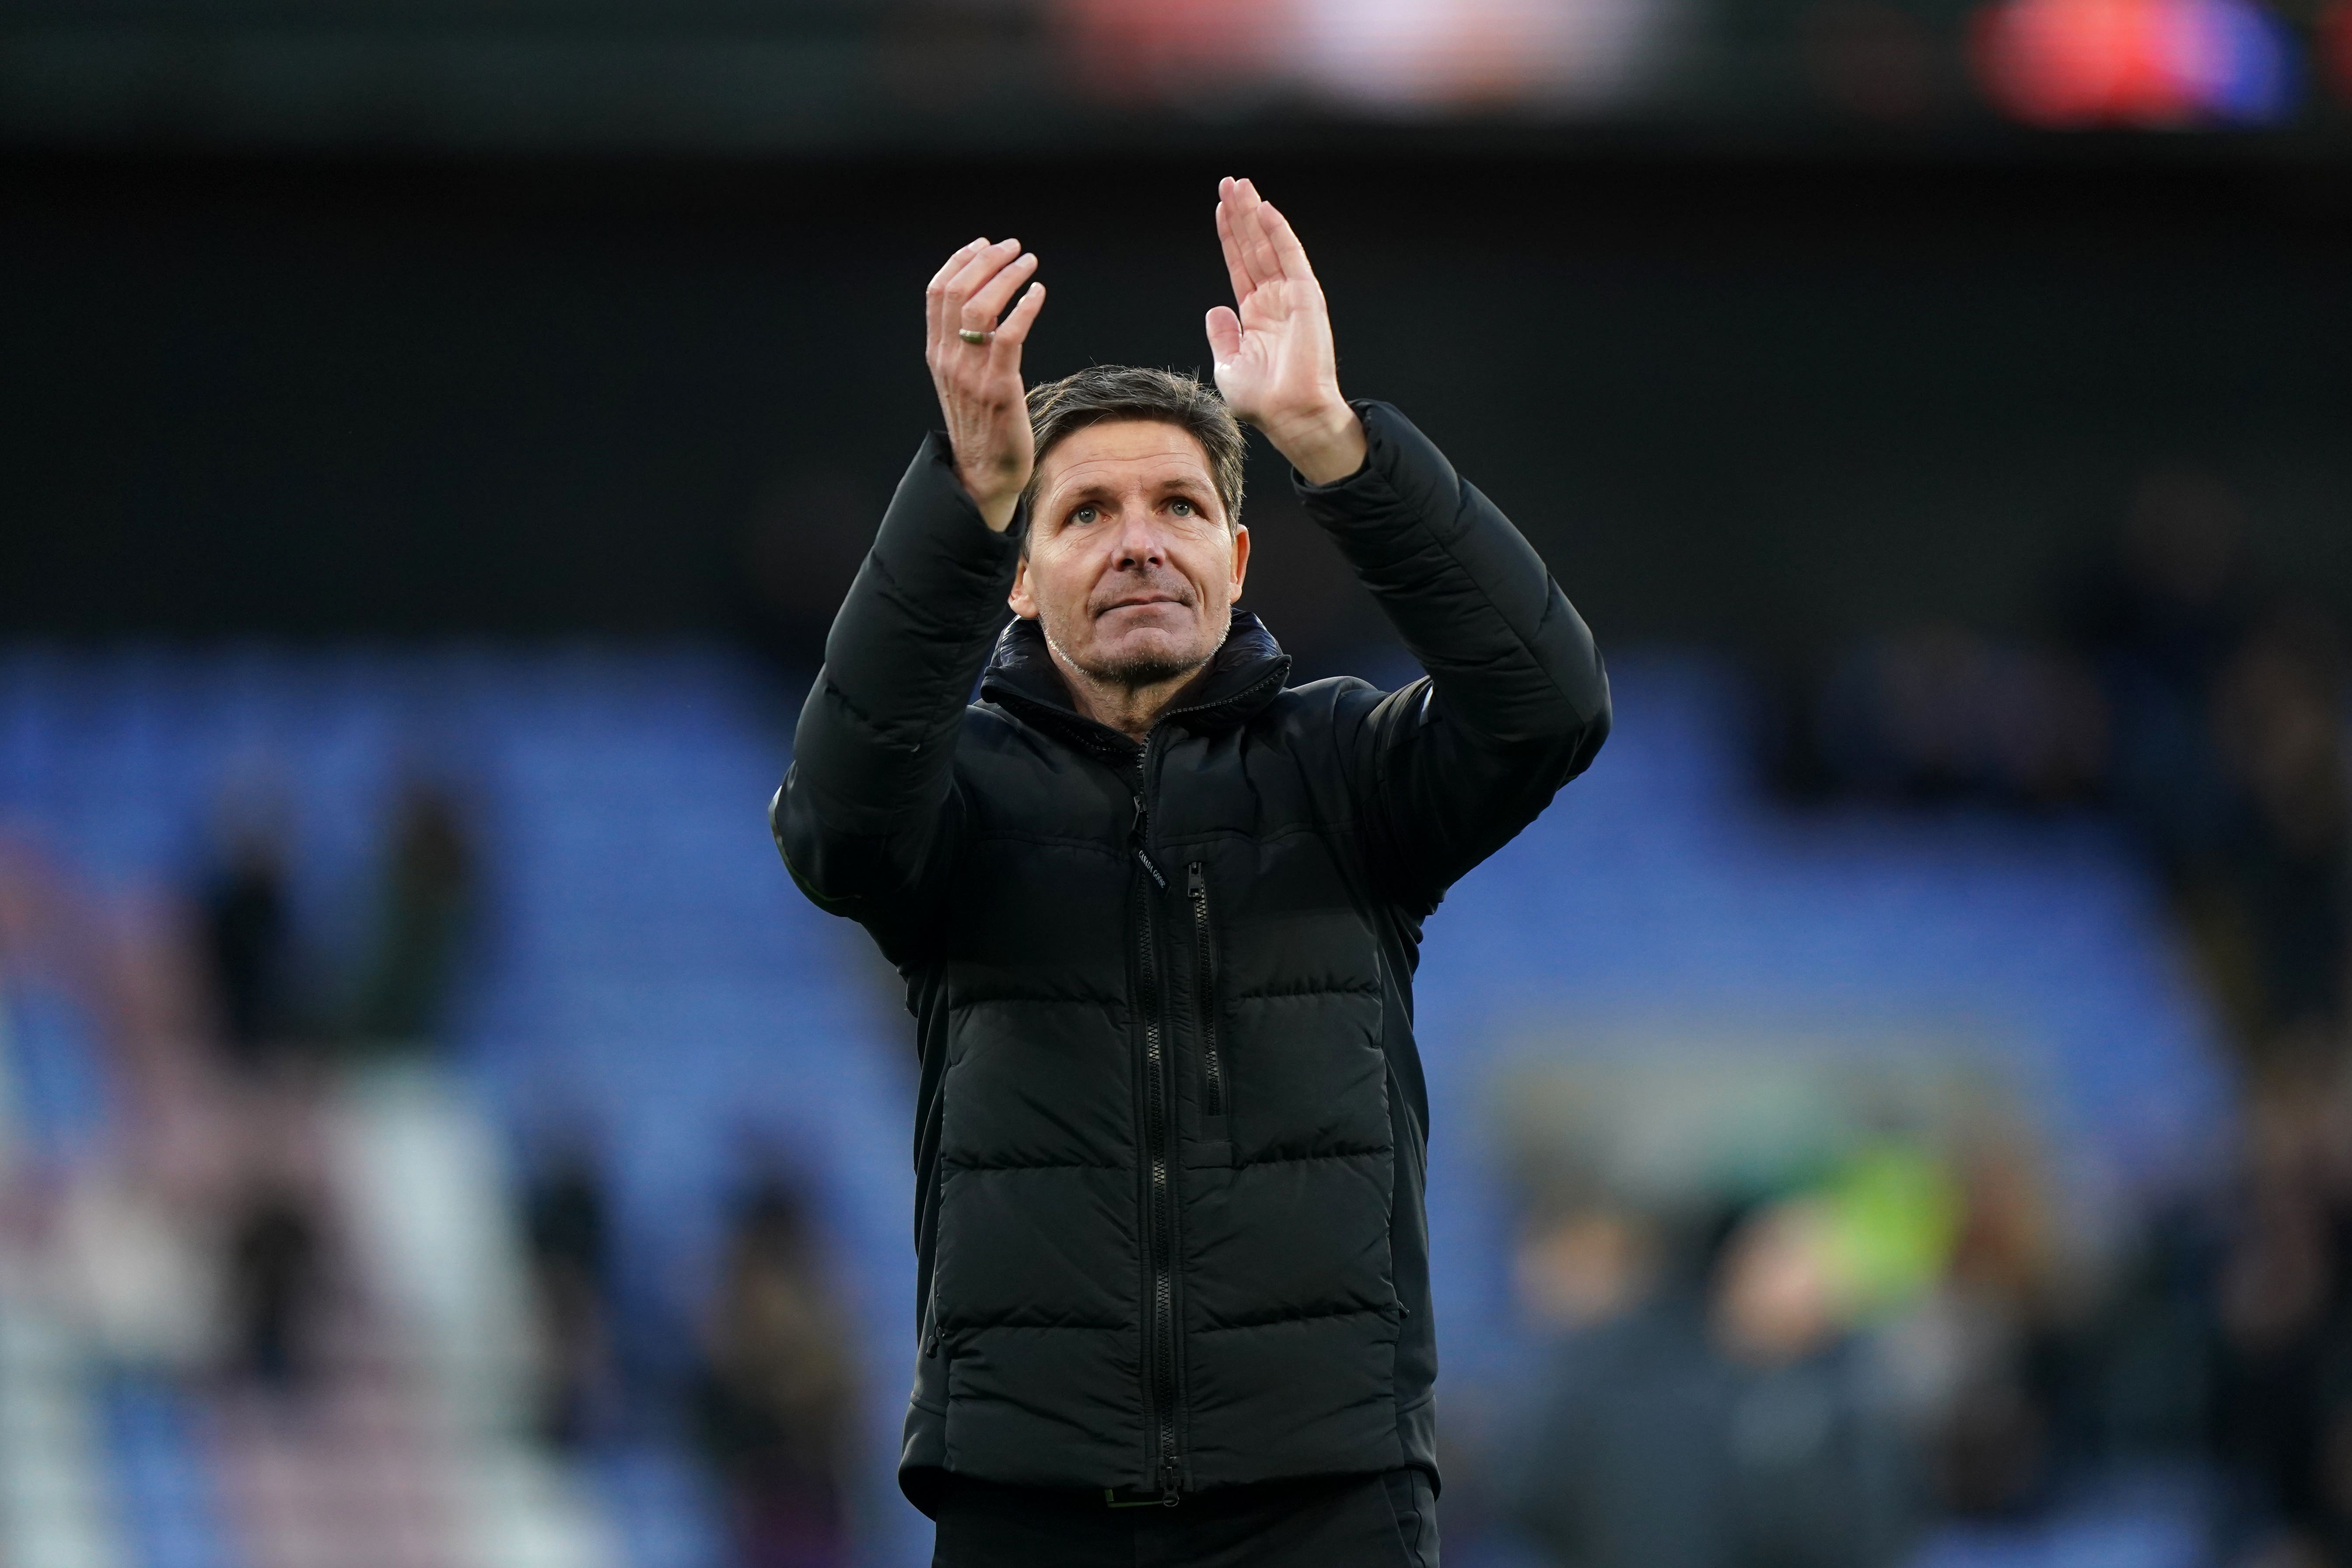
xmin=1206 ymin=177 xmax=1368 ymax=486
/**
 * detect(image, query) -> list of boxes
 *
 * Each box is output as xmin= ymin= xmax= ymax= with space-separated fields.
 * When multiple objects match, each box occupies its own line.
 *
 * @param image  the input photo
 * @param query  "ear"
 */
xmin=1228 ymin=525 xmax=1250 ymax=602
xmin=1008 ymin=555 xmax=1039 ymax=620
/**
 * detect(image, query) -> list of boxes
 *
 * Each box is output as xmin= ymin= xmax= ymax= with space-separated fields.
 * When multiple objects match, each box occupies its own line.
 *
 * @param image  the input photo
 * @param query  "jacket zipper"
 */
xmin=1186 ymin=862 xmax=1223 ymax=1118
xmin=981 ymin=666 xmax=1283 ymax=1502
xmin=1130 ymin=763 xmax=1183 ymax=1501
xmin=1115 ymin=683 xmax=1279 ymax=1500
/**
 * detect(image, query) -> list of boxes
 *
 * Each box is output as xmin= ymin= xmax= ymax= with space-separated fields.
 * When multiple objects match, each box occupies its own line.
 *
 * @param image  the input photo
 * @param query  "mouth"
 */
xmin=1098 ymin=593 xmax=1188 ymax=615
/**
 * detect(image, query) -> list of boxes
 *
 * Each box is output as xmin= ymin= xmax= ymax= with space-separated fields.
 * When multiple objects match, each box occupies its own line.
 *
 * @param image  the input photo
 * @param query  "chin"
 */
xmin=1082 ymin=628 xmax=1217 ymax=685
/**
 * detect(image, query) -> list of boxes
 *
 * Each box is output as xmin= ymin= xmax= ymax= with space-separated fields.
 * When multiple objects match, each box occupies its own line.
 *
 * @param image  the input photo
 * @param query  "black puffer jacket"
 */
xmin=773 ymin=400 xmax=1609 ymax=1512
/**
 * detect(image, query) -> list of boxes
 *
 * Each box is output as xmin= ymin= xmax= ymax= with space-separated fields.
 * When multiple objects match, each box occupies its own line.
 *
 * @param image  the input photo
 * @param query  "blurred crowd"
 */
xmin=520 ymin=1140 xmax=861 ymax=1568
xmin=0 ymin=780 xmax=481 ymax=1385
xmin=1781 ymin=464 xmax=2347 ymax=1071
xmin=1494 ymin=1048 xmax=2352 ymax=1568
xmin=0 ymin=774 xmax=861 ymax=1568
xmin=3 ymin=460 xmax=2339 ymax=1568
xmin=1491 ymin=466 xmax=2352 ymax=1568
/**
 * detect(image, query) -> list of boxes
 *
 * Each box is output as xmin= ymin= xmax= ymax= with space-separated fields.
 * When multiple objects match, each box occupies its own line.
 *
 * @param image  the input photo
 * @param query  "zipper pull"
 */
xmin=1131 ymin=794 xmax=1166 ymax=888
xmin=1158 ymin=1458 xmax=1183 ymax=1504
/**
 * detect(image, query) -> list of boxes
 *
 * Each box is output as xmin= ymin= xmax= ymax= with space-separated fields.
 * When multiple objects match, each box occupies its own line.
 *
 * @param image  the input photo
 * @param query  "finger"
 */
xmin=992 ymin=280 xmax=1046 ymax=354
xmin=1238 ymin=181 xmax=1288 ymax=282
xmin=1231 ymin=179 xmax=1284 ymax=290
xmin=962 ymin=252 xmax=1039 ymax=334
xmin=1216 ymin=201 xmax=1258 ymax=296
xmin=1257 ymin=201 xmax=1318 ymax=284
xmin=928 ymin=238 xmax=988 ymax=348
xmin=1224 ymin=177 xmax=1272 ymax=287
xmin=938 ymin=240 xmax=1021 ymax=365
xmin=942 ymin=238 xmax=1023 ymax=329
xmin=1205 ymin=304 xmax=1242 ymax=365
xmin=1215 ymin=186 xmax=1259 ymax=301
xmin=928 ymin=237 xmax=988 ymax=293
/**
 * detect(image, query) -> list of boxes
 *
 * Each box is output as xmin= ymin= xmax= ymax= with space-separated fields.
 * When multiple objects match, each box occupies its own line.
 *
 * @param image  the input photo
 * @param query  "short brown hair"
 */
xmin=1023 ymin=366 xmax=1247 ymax=537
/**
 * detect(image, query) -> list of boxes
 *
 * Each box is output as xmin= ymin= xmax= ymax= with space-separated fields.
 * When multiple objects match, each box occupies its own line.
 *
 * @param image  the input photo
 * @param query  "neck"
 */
xmin=1045 ymin=646 xmax=1209 ymax=745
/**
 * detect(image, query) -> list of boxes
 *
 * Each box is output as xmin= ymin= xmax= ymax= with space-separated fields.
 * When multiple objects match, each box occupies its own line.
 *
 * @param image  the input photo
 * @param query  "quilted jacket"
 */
xmin=772 ymin=400 xmax=1610 ymax=1512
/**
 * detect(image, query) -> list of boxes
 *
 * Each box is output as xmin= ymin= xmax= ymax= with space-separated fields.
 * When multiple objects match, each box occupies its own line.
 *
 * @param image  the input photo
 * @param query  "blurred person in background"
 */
xmin=1911 ymin=1132 xmax=2079 ymax=1524
xmin=1505 ymin=1197 xmax=1921 ymax=1568
xmin=200 ymin=794 xmax=300 ymax=1074
xmin=1505 ymin=1201 xmax=1721 ymax=1568
xmin=2065 ymin=467 xmax=2352 ymax=1068
xmin=524 ymin=1137 xmax=620 ymax=1448
xmin=1513 ymin=1202 xmax=1659 ymax=1337
xmin=2068 ymin=466 xmax=2256 ymax=879
xmin=189 ymin=784 xmax=350 ymax=1396
xmin=693 ymin=1173 xmax=858 ymax=1568
xmin=1 ymin=837 xmax=234 ymax=1370
xmin=772 ymin=176 xmax=1608 ymax=1563
xmin=225 ymin=1175 xmax=324 ymax=1391
xmin=1712 ymin=1201 xmax=1919 ymax=1568
xmin=2204 ymin=611 xmax=2349 ymax=1059
xmin=350 ymin=778 xmax=476 ymax=1053
xmin=2207 ymin=1059 xmax=2352 ymax=1565
xmin=2063 ymin=468 xmax=2347 ymax=1066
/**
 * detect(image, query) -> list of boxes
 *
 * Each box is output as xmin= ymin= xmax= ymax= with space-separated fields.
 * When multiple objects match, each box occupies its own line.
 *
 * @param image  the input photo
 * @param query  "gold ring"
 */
xmin=958 ymin=328 xmax=992 ymax=346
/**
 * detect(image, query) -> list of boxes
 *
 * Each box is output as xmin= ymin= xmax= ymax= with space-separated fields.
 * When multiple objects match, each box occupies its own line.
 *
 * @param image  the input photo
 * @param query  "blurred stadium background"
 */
xmin=2 ymin=2 xmax=2350 ymax=1566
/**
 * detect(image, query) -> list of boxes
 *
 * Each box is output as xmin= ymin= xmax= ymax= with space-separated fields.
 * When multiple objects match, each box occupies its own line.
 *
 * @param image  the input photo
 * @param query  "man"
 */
xmin=772 ymin=177 xmax=1611 ymax=1566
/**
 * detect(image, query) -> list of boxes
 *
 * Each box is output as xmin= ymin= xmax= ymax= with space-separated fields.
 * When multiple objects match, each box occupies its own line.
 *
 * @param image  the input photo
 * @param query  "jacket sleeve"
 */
xmin=1301 ymin=400 xmax=1611 ymax=913
xmin=770 ymin=434 xmax=1022 ymax=947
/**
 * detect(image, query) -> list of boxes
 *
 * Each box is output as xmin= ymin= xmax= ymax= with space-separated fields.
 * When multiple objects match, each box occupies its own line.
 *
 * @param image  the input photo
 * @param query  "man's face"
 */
xmin=1008 ymin=419 xmax=1249 ymax=688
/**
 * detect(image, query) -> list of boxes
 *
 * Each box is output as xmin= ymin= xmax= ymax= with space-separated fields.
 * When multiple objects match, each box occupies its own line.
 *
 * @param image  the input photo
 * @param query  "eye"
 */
xmin=1170 ymin=499 xmax=1196 ymax=517
xmin=1070 ymin=504 xmax=1099 ymax=525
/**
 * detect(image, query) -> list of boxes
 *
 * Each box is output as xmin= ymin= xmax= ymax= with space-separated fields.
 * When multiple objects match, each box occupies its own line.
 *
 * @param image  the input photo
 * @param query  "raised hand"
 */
xmin=1205 ymin=177 xmax=1366 ymax=486
xmin=927 ymin=237 xmax=1047 ymax=532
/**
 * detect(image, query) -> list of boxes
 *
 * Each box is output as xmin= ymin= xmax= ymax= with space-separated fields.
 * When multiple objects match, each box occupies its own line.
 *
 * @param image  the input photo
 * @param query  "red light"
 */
xmin=1971 ymin=0 xmax=2296 ymax=125
xmin=1973 ymin=0 xmax=2187 ymax=124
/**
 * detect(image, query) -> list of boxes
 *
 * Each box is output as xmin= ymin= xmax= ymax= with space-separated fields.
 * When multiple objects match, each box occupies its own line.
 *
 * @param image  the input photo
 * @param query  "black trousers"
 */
xmin=930 ymin=1468 xmax=1438 ymax=1568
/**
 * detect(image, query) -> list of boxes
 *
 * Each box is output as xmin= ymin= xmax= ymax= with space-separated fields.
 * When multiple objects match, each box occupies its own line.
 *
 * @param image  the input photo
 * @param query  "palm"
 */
xmin=1215 ymin=277 xmax=1323 ymax=421
xmin=1205 ymin=178 xmax=1343 ymax=439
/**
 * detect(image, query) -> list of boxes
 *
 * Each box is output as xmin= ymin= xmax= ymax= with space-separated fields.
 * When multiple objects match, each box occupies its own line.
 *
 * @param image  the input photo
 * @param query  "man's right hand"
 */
xmin=926 ymin=238 xmax=1046 ymax=533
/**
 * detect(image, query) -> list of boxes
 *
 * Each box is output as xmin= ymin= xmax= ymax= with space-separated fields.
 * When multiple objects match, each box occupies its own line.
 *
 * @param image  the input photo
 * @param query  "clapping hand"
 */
xmin=1205 ymin=178 xmax=1367 ymax=486
xmin=927 ymin=237 xmax=1046 ymax=532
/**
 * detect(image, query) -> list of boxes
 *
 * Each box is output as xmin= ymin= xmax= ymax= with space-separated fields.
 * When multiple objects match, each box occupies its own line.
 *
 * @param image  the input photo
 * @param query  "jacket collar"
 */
xmin=979 ymin=609 xmax=1292 ymax=753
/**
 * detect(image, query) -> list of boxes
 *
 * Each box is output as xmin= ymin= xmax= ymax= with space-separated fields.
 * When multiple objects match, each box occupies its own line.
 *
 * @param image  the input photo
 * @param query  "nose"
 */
xmin=1111 ymin=506 xmax=1169 ymax=571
